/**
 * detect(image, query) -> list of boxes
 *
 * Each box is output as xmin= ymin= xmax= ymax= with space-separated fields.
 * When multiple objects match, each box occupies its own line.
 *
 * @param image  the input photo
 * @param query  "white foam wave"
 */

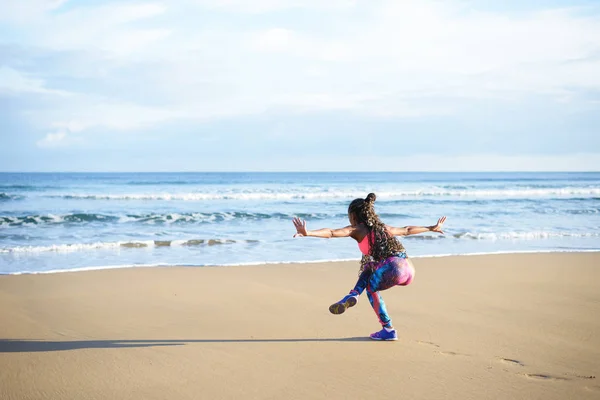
xmin=0 ymin=238 xmax=253 ymax=254
xmin=0 ymin=211 xmax=337 ymax=227
xmin=5 ymin=250 xmax=599 ymax=275
xmin=452 ymin=231 xmax=600 ymax=240
xmin=6 ymin=263 xmax=174 ymax=275
xmin=0 ymin=193 xmax=24 ymax=201
xmin=2 ymin=230 xmax=597 ymax=255
xmin=50 ymin=187 xmax=600 ymax=201
xmin=1 ymin=241 xmax=138 ymax=253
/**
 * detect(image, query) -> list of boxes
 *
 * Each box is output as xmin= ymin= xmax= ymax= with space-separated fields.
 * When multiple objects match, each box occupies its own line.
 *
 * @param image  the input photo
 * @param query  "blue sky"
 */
xmin=1 ymin=0 xmax=599 ymax=172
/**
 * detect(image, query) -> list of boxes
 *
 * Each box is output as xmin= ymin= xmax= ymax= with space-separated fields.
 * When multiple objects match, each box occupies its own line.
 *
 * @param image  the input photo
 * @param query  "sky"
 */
xmin=1 ymin=0 xmax=599 ymax=172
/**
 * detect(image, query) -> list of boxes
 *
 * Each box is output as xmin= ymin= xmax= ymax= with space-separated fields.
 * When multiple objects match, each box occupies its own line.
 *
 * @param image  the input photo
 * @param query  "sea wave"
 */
xmin=124 ymin=180 xmax=203 ymax=185
xmin=0 ymin=185 xmax=35 ymax=189
xmin=450 ymin=231 xmax=600 ymax=240
xmin=0 ymin=193 xmax=24 ymax=201
xmin=0 ymin=211 xmax=406 ymax=227
xmin=46 ymin=187 xmax=600 ymax=201
xmin=4 ymin=249 xmax=600 ymax=275
xmin=0 ymin=213 xmax=118 ymax=226
xmin=532 ymin=208 xmax=600 ymax=215
xmin=0 ymin=184 xmax=61 ymax=190
xmin=2 ymin=230 xmax=597 ymax=254
xmin=397 ymin=231 xmax=600 ymax=241
xmin=0 ymin=238 xmax=258 ymax=254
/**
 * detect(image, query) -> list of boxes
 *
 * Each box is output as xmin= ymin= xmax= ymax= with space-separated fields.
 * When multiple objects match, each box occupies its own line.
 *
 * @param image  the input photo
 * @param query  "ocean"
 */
xmin=0 ymin=172 xmax=599 ymax=274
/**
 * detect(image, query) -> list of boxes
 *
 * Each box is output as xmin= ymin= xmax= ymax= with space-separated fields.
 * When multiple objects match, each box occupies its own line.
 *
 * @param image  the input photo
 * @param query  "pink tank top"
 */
xmin=358 ymin=232 xmax=374 ymax=255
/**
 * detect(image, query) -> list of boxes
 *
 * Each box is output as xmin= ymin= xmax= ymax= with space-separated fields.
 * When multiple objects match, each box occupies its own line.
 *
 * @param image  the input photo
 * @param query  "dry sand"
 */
xmin=1 ymin=252 xmax=599 ymax=400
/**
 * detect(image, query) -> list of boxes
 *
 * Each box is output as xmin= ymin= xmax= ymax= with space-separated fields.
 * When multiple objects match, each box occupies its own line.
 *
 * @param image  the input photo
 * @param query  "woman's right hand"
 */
xmin=431 ymin=216 xmax=446 ymax=234
xmin=293 ymin=217 xmax=308 ymax=237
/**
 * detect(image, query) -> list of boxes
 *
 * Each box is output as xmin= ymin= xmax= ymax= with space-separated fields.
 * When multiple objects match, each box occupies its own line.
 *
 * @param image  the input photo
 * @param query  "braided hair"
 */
xmin=348 ymin=193 xmax=406 ymax=274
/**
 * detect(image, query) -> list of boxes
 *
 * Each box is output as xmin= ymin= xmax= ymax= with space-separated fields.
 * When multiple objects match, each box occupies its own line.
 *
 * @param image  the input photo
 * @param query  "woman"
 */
xmin=293 ymin=193 xmax=446 ymax=341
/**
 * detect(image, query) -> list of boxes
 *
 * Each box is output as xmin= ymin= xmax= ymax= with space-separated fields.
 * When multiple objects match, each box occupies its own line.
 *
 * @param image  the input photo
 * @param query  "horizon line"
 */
xmin=1 ymin=170 xmax=599 ymax=174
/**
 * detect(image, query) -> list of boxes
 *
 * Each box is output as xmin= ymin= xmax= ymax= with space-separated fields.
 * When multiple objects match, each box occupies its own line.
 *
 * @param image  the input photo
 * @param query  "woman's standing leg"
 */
xmin=364 ymin=257 xmax=414 ymax=339
xmin=364 ymin=261 xmax=400 ymax=328
xmin=366 ymin=284 xmax=392 ymax=328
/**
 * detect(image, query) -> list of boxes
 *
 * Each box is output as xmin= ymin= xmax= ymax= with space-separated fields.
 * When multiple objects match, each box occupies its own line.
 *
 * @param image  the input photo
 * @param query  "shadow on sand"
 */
xmin=0 ymin=337 xmax=371 ymax=353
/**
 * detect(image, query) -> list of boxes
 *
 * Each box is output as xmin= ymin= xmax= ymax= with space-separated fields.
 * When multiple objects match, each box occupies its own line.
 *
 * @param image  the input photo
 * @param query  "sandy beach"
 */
xmin=1 ymin=252 xmax=599 ymax=400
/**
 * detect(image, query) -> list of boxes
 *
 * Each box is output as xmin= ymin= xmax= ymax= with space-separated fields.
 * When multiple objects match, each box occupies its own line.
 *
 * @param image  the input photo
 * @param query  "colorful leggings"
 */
xmin=350 ymin=253 xmax=415 ymax=328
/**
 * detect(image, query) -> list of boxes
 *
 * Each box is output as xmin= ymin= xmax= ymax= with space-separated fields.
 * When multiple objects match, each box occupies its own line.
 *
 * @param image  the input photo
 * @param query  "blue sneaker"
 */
xmin=328 ymin=293 xmax=358 ymax=315
xmin=369 ymin=328 xmax=398 ymax=341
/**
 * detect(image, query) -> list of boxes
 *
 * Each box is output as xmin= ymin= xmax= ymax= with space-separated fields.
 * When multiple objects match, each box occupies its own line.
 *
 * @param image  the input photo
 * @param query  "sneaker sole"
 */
xmin=329 ymin=296 xmax=358 ymax=315
xmin=369 ymin=336 xmax=398 ymax=341
xmin=329 ymin=302 xmax=346 ymax=315
xmin=346 ymin=296 xmax=358 ymax=308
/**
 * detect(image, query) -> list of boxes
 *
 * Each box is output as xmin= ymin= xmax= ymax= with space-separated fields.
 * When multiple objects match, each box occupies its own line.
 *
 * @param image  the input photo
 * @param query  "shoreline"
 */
xmin=2 ymin=249 xmax=599 ymax=276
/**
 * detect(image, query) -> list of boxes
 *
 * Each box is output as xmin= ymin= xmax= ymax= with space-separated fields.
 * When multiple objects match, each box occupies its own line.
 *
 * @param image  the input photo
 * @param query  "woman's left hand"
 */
xmin=431 ymin=216 xmax=446 ymax=234
xmin=293 ymin=217 xmax=308 ymax=237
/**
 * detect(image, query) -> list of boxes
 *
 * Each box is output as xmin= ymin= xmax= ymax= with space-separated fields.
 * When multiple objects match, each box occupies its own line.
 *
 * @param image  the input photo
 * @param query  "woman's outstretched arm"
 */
xmin=293 ymin=217 xmax=355 ymax=238
xmin=386 ymin=216 xmax=446 ymax=237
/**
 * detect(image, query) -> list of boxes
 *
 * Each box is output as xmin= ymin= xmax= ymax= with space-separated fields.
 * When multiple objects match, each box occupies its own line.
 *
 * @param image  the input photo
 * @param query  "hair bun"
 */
xmin=366 ymin=193 xmax=376 ymax=204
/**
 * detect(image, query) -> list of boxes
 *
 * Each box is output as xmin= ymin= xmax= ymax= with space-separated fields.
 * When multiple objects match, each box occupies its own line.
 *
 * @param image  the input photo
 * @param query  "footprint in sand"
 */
xmin=493 ymin=358 xmax=595 ymax=384
xmin=524 ymin=373 xmax=570 ymax=382
xmin=417 ymin=340 xmax=440 ymax=348
xmin=521 ymin=372 xmax=595 ymax=383
xmin=566 ymin=373 xmax=596 ymax=380
xmin=498 ymin=358 xmax=525 ymax=367
xmin=437 ymin=351 xmax=471 ymax=357
xmin=415 ymin=340 xmax=469 ymax=357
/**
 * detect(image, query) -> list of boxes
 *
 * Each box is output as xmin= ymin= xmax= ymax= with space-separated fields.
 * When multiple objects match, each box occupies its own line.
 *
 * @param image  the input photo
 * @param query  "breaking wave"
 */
xmin=0 ymin=193 xmax=24 ymax=201
xmin=47 ymin=187 xmax=600 ymax=201
xmin=0 ymin=238 xmax=259 ymax=253
xmin=0 ymin=211 xmax=405 ymax=227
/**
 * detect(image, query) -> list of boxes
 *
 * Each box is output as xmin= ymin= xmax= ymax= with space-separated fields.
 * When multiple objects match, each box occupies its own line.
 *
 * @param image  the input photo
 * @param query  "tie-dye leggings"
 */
xmin=350 ymin=253 xmax=415 ymax=328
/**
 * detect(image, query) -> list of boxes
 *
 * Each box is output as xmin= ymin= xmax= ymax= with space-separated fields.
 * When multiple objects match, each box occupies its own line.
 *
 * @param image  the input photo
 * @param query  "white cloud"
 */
xmin=241 ymin=4 xmax=600 ymax=92
xmin=188 ymin=0 xmax=357 ymax=13
xmin=0 ymin=0 xmax=68 ymax=22
xmin=192 ymin=2 xmax=600 ymax=119
xmin=251 ymin=28 xmax=293 ymax=52
xmin=2 ymin=0 xmax=600 ymax=139
xmin=36 ymin=131 xmax=68 ymax=148
xmin=33 ymin=101 xmax=185 ymax=148
xmin=0 ymin=67 xmax=73 ymax=96
xmin=28 ymin=3 xmax=170 ymax=55
xmin=108 ymin=3 xmax=166 ymax=23
xmin=47 ymin=102 xmax=185 ymax=132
